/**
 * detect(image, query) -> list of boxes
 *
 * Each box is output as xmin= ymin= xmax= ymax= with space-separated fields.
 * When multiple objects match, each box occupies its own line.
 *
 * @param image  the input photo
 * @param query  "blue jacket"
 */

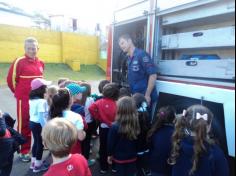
xmin=172 ymin=136 xmax=229 ymax=176
xmin=128 ymin=48 xmax=158 ymax=102
xmin=108 ymin=123 xmax=138 ymax=163
xmin=71 ymin=104 xmax=85 ymax=117
xmin=149 ymin=125 xmax=174 ymax=175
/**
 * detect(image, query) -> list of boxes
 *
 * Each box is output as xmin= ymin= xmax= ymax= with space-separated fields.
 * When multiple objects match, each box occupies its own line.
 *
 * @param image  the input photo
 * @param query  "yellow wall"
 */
xmin=98 ymin=58 xmax=107 ymax=71
xmin=61 ymin=32 xmax=99 ymax=65
xmin=0 ymin=24 xmax=99 ymax=65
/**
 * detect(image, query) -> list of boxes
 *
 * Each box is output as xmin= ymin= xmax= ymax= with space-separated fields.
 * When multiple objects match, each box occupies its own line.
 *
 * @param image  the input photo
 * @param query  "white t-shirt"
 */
xmin=29 ymin=99 xmax=49 ymax=127
xmin=63 ymin=110 xmax=84 ymax=130
xmin=85 ymin=97 xmax=94 ymax=124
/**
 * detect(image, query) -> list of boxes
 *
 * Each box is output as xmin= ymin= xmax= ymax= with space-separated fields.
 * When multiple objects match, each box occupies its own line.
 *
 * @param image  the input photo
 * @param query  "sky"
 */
xmin=0 ymin=0 xmax=196 ymax=31
xmin=1 ymin=0 xmax=119 ymax=26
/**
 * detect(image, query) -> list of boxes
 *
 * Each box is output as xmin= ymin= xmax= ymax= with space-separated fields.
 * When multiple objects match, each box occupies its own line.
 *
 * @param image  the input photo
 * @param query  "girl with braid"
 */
xmin=147 ymin=106 xmax=176 ymax=176
xmin=168 ymin=105 xmax=229 ymax=176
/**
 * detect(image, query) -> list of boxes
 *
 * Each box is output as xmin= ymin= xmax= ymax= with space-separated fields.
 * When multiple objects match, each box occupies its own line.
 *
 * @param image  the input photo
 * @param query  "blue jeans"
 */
xmin=29 ymin=121 xmax=43 ymax=160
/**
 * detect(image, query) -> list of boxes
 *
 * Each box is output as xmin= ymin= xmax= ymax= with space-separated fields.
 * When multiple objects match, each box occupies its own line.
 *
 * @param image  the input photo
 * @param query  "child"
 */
xmin=57 ymin=78 xmax=69 ymax=88
xmin=66 ymin=83 xmax=88 ymax=130
xmin=0 ymin=110 xmax=15 ymax=176
xmin=49 ymin=85 xmax=86 ymax=154
xmin=91 ymin=80 xmax=110 ymax=101
xmin=168 ymin=105 xmax=229 ymax=176
xmin=119 ymin=87 xmax=131 ymax=99
xmin=79 ymin=82 xmax=96 ymax=166
xmin=42 ymin=118 xmax=91 ymax=176
xmin=46 ymin=85 xmax=58 ymax=107
xmin=107 ymin=97 xmax=140 ymax=176
xmin=147 ymin=106 xmax=176 ymax=176
xmin=89 ymin=83 xmax=120 ymax=173
xmin=29 ymin=78 xmax=51 ymax=173
xmin=90 ymin=80 xmax=110 ymax=139
xmin=132 ymin=93 xmax=150 ymax=176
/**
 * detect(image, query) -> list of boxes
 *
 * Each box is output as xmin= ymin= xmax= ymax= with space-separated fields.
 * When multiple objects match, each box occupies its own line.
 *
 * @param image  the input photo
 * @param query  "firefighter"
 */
xmin=118 ymin=34 xmax=158 ymax=122
xmin=7 ymin=37 xmax=44 ymax=162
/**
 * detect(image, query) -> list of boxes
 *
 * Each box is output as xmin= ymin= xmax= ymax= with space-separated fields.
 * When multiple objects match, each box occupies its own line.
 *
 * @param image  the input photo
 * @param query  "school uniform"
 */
xmin=89 ymin=98 xmax=117 ymax=171
xmin=71 ymin=103 xmax=85 ymax=117
xmin=63 ymin=110 xmax=85 ymax=154
xmin=172 ymin=136 xmax=230 ymax=176
xmin=149 ymin=125 xmax=174 ymax=176
xmin=82 ymin=97 xmax=96 ymax=159
xmin=108 ymin=123 xmax=138 ymax=176
xmin=90 ymin=94 xmax=104 ymax=136
xmin=44 ymin=154 xmax=91 ymax=176
xmin=137 ymin=116 xmax=150 ymax=176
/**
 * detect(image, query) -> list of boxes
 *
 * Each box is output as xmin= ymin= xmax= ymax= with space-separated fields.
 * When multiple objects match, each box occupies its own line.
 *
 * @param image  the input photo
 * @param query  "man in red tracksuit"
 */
xmin=7 ymin=37 xmax=44 ymax=162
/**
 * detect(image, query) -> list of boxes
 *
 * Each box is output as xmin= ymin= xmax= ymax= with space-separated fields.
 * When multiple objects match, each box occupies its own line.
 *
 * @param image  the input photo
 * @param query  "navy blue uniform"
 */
xmin=108 ymin=123 xmax=138 ymax=176
xmin=172 ymin=136 xmax=229 ymax=176
xmin=128 ymin=48 xmax=158 ymax=103
xmin=149 ymin=125 xmax=174 ymax=175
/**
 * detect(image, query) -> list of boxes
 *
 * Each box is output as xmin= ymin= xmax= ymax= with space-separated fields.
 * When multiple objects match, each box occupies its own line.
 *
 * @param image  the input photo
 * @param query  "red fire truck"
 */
xmin=106 ymin=0 xmax=235 ymax=174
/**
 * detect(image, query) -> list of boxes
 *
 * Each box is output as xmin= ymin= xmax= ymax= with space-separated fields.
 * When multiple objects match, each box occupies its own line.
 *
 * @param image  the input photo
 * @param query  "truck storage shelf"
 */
xmin=160 ymin=0 xmax=235 ymax=27
xmin=157 ymin=59 xmax=235 ymax=80
xmin=162 ymin=26 xmax=235 ymax=50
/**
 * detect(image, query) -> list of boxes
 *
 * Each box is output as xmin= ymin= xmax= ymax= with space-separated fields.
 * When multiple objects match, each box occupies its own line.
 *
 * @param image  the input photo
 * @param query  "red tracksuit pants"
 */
xmin=16 ymin=99 xmax=31 ymax=155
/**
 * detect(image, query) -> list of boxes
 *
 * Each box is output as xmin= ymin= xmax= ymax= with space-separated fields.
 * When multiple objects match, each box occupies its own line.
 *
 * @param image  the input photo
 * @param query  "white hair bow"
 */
xmin=138 ymin=102 xmax=148 ymax=112
xmin=182 ymin=110 xmax=187 ymax=116
xmin=196 ymin=113 xmax=208 ymax=121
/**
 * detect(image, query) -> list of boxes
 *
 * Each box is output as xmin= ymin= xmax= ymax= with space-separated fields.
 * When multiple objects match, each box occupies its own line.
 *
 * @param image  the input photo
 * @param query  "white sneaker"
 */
xmin=33 ymin=163 xmax=49 ymax=173
xmin=30 ymin=162 xmax=35 ymax=170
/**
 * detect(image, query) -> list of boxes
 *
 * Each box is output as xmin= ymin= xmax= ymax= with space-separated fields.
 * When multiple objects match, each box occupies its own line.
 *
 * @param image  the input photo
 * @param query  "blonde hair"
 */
xmin=24 ymin=37 xmax=39 ymax=46
xmin=42 ymin=118 xmax=78 ymax=158
xmin=116 ymin=96 xmax=140 ymax=140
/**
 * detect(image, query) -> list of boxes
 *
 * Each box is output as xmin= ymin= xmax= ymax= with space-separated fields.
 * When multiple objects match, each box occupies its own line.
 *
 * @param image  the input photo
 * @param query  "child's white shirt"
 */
xmin=85 ymin=97 xmax=94 ymax=124
xmin=29 ymin=99 xmax=49 ymax=127
xmin=63 ymin=110 xmax=84 ymax=130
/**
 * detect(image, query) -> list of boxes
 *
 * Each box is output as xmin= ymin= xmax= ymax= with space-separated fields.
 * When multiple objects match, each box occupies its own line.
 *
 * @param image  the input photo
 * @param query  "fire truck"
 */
xmin=106 ymin=0 xmax=235 ymax=174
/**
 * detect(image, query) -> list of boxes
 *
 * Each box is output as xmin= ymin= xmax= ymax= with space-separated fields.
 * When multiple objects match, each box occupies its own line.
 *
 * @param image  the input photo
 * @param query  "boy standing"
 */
xmin=42 ymin=118 xmax=91 ymax=176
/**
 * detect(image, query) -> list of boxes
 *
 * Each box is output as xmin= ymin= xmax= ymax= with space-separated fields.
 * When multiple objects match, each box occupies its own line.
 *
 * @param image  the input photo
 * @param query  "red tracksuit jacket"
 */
xmin=88 ymin=98 xmax=117 ymax=127
xmin=7 ymin=55 xmax=44 ymax=100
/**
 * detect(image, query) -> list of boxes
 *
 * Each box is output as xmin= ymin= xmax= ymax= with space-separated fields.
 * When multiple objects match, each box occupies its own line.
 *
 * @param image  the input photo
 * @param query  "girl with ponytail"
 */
xmin=133 ymin=93 xmax=151 ymax=176
xmin=147 ymin=106 xmax=176 ymax=176
xmin=169 ymin=105 xmax=229 ymax=176
xmin=49 ymin=88 xmax=86 ymax=154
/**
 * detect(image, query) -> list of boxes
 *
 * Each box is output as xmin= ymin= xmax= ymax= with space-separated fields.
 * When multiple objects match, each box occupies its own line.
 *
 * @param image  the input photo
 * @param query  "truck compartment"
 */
xmin=161 ymin=0 xmax=235 ymax=27
xmin=162 ymin=26 xmax=235 ymax=49
xmin=155 ymin=0 xmax=235 ymax=80
xmin=112 ymin=19 xmax=147 ymax=86
xmin=157 ymin=59 xmax=235 ymax=80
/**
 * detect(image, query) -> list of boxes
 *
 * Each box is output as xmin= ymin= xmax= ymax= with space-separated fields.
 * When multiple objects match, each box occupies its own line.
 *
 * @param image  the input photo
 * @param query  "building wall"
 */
xmin=61 ymin=32 xmax=99 ymax=65
xmin=0 ymin=24 xmax=99 ymax=65
xmin=97 ymin=58 xmax=107 ymax=71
